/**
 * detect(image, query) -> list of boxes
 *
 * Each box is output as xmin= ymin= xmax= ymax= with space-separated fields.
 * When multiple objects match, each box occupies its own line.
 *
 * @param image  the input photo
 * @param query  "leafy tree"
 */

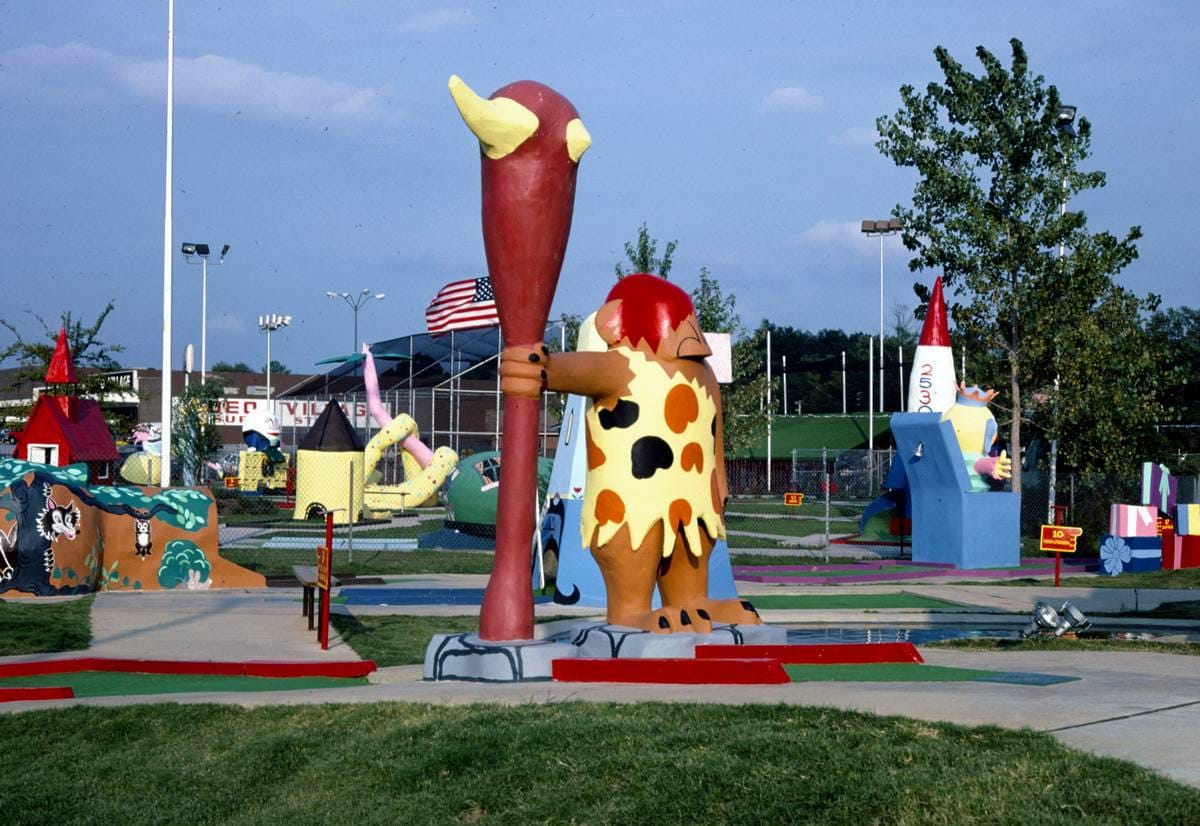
xmin=172 ymin=379 xmax=225 ymax=488
xmin=615 ymin=223 xmax=677 ymax=280
xmin=876 ymin=38 xmax=1148 ymax=489
xmin=550 ymin=313 xmax=583 ymax=354
xmin=211 ymin=360 xmax=252 ymax=373
xmin=0 ymin=301 xmax=124 ymax=372
xmin=1144 ymin=306 xmax=1200 ymax=460
xmin=263 ymin=360 xmax=290 ymax=375
xmin=0 ymin=301 xmax=130 ymax=429
xmin=691 ymin=267 xmax=742 ymax=336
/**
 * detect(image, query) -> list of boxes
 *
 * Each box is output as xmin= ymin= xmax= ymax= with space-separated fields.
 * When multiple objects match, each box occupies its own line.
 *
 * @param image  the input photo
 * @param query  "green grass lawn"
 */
xmin=330 ymin=614 xmax=481 ymax=666
xmin=1111 ymin=599 xmax=1200 ymax=620
xmin=2 ymin=702 xmax=1197 ymax=823
xmin=727 ymin=500 xmax=866 ymax=519
xmin=725 ymin=534 xmax=795 ymax=550
xmin=0 ymin=595 xmax=92 ymax=656
xmin=221 ymin=549 xmax=495 ymax=578
xmin=725 ymin=515 xmax=859 ymax=538
xmin=978 ymin=567 xmax=1200 ymax=590
xmin=929 ymin=637 xmax=1200 ymax=657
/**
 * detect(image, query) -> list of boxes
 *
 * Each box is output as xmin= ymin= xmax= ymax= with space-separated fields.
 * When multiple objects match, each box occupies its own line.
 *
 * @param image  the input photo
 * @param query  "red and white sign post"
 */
xmin=1039 ymin=513 xmax=1083 ymax=588
xmin=316 ymin=511 xmax=335 ymax=649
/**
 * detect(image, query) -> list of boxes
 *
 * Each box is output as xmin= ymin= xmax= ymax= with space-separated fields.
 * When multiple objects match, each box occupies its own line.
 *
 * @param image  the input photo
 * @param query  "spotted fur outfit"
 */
xmin=581 ymin=348 xmax=724 ymax=557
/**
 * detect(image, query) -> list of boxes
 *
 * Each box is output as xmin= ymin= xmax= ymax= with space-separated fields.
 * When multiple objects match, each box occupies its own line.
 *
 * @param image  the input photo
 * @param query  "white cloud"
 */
xmin=396 ymin=9 xmax=476 ymax=34
xmin=829 ymin=125 xmax=878 ymax=148
xmin=0 ymin=42 xmax=403 ymax=128
xmin=789 ymin=220 xmax=878 ymax=256
xmin=760 ymin=85 xmax=823 ymax=113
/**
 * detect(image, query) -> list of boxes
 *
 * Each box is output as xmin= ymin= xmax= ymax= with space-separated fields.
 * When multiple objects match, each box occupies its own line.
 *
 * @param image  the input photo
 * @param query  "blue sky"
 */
xmin=2 ymin=1 xmax=1197 ymax=373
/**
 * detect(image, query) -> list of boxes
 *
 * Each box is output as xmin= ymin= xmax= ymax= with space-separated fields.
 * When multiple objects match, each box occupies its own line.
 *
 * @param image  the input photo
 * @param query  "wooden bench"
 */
xmin=292 ymin=564 xmax=341 ymax=632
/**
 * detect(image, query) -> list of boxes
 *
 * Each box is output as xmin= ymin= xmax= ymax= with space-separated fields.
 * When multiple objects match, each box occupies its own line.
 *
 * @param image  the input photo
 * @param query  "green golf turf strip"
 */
xmin=0 ymin=672 xmax=368 ymax=698
xmin=785 ymin=663 xmax=1000 ymax=682
xmin=744 ymin=565 xmax=935 ymax=579
xmin=747 ymin=594 xmax=962 ymax=610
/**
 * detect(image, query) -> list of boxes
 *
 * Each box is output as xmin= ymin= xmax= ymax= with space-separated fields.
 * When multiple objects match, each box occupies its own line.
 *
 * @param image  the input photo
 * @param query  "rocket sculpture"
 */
xmin=450 ymin=76 xmax=591 ymax=641
xmin=906 ymin=276 xmax=958 ymax=414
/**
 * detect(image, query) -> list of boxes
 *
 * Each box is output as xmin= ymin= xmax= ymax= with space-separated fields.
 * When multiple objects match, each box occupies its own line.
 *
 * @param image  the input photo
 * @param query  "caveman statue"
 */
xmin=502 ymin=274 xmax=760 ymax=633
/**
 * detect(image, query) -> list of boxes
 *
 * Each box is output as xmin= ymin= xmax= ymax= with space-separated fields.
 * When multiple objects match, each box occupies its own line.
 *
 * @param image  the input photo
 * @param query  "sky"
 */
xmin=2 ymin=1 xmax=1198 ymax=375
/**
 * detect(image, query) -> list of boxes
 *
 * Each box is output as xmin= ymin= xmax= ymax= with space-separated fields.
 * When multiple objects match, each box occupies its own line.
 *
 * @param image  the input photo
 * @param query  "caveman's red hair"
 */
xmin=604 ymin=273 xmax=696 ymax=351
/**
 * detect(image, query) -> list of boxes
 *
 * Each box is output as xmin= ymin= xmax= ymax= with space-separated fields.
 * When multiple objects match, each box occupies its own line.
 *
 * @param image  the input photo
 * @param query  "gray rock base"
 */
xmin=424 ymin=633 xmax=578 ymax=682
xmin=569 ymin=621 xmax=788 ymax=659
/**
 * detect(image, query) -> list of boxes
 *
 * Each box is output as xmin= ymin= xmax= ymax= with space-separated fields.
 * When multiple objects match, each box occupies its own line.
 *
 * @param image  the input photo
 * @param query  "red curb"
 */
xmin=0 ymin=658 xmax=376 ymax=679
xmin=552 ymin=657 xmax=790 ymax=685
xmin=0 ymin=686 xmax=75 ymax=703
xmin=695 ymin=643 xmax=923 ymax=665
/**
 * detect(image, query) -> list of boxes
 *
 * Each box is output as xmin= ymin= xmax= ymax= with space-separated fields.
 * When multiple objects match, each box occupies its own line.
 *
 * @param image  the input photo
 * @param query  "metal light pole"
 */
xmin=1049 ymin=104 xmax=1077 ymax=522
xmin=258 ymin=313 xmax=292 ymax=401
xmin=861 ymin=218 xmax=902 ymax=412
xmin=182 ymin=242 xmax=229 ymax=383
xmin=326 ymin=289 xmax=386 ymax=365
xmin=160 ymin=0 xmax=175 ymax=487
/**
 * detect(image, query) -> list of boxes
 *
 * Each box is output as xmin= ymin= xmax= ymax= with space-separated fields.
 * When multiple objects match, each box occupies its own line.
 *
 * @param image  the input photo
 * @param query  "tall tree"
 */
xmin=0 ymin=302 xmax=124 ymax=372
xmin=876 ymin=38 xmax=1146 ymax=490
xmin=615 ymin=223 xmax=677 ymax=280
xmin=690 ymin=267 xmax=742 ymax=336
xmin=211 ymin=360 xmax=253 ymax=373
xmin=0 ymin=302 xmax=130 ymax=430
xmin=172 ymin=379 xmax=225 ymax=487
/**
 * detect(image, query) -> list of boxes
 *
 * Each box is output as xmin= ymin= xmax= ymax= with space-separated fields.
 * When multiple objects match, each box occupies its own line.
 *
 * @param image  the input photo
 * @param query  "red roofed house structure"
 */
xmin=13 ymin=327 xmax=119 ymax=484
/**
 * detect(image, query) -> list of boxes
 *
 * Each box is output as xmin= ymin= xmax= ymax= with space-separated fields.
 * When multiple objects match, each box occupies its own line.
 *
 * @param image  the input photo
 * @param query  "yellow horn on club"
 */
xmin=448 ymin=74 xmax=539 ymax=160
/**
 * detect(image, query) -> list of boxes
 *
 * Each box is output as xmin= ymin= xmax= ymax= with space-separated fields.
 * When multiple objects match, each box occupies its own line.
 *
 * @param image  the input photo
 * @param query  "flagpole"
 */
xmin=160 ymin=0 xmax=175 ymax=487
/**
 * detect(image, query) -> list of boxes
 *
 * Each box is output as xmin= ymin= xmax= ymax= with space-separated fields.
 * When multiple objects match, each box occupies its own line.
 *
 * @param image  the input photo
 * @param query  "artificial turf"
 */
xmin=0 ymin=671 xmax=368 ymax=698
xmin=781 ymin=662 xmax=1079 ymax=685
xmin=746 ymin=593 xmax=961 ymax=610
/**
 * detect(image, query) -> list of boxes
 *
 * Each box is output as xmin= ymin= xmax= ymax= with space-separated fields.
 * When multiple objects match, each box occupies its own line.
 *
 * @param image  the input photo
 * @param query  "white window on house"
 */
xmin=27 ymin=444 xmax=60 ymax=465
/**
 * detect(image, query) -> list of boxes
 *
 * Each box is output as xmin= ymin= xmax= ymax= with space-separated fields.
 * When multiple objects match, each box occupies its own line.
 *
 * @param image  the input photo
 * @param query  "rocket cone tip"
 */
xmin=917 ymin=276 xmax=951 ymax=347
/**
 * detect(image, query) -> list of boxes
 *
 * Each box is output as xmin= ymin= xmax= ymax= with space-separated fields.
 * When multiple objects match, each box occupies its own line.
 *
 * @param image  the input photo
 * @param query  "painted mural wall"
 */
xmin=0 ymin=460 xmax=264 ymax=596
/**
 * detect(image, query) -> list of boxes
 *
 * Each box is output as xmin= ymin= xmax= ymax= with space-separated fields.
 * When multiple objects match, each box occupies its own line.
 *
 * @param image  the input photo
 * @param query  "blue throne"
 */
xmin=889 ymin=413 xmax=1020 ymax=569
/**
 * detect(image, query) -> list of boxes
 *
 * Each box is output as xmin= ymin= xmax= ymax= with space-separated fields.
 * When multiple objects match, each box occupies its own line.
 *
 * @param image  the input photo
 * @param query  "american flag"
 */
xmin=424 ymin=277 xmax=499 ymax=335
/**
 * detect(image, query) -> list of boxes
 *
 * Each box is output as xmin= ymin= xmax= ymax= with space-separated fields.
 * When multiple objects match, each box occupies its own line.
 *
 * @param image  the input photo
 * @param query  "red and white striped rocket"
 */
xmin=906 ymin=276 xmax=958 ymax=413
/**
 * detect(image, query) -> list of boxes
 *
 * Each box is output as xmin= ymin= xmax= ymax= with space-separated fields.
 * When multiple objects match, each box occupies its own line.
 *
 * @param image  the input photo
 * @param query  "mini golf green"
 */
xmin=747 ymin=593 xmax=962 ymax=610
xmin=0 ymin=672 xmax=369 ymax=698
xmin=784 ymin=663 xmax=1077 ymax=685
xmin=743 ymin=565 xmax=936 ymax=579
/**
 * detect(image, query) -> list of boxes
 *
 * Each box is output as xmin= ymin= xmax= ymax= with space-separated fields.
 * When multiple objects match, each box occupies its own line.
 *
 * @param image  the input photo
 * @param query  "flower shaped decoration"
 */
xmin=1101 ymin=535 xmax=1132 ymax=576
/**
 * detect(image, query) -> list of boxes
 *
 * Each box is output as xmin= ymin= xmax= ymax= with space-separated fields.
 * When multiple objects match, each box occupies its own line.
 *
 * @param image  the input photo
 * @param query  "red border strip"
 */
xmin=0 ymin=686 xmax=75 ymax=703
xmin=553 ymin=657 xmax=790 ymax=684
xmin=695 ymin=643 xmax=924 ymax=665
xmin=0 ymin=658 xmax=376 ymax=679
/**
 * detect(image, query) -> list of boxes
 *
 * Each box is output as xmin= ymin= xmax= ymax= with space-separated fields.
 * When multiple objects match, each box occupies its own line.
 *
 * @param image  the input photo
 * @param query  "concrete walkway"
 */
xmin=2 ymin=582 xmax=1199 ymax=790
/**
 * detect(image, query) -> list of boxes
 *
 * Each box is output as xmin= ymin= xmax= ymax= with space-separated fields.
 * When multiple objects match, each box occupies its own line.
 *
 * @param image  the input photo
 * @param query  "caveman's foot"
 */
xmin=690 ymin=597 xmax=762 ymax=626
xmin=611 ymin=600 xmax=761 ymax=634
xmin=610 ymin=606 xmax=714 ymax=635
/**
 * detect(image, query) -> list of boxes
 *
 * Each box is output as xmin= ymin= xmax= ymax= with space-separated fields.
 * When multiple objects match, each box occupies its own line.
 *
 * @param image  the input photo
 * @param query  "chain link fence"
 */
xmin=210 ymin=389 xmax=1200 ymax=570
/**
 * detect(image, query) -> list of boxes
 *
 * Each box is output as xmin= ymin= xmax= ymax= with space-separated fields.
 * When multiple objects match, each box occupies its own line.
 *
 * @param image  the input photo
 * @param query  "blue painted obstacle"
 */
xmin=542 ymin=497 xmax=738 ymax=607
xmin=889 ymin=413 xmax=1019 ymax=569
